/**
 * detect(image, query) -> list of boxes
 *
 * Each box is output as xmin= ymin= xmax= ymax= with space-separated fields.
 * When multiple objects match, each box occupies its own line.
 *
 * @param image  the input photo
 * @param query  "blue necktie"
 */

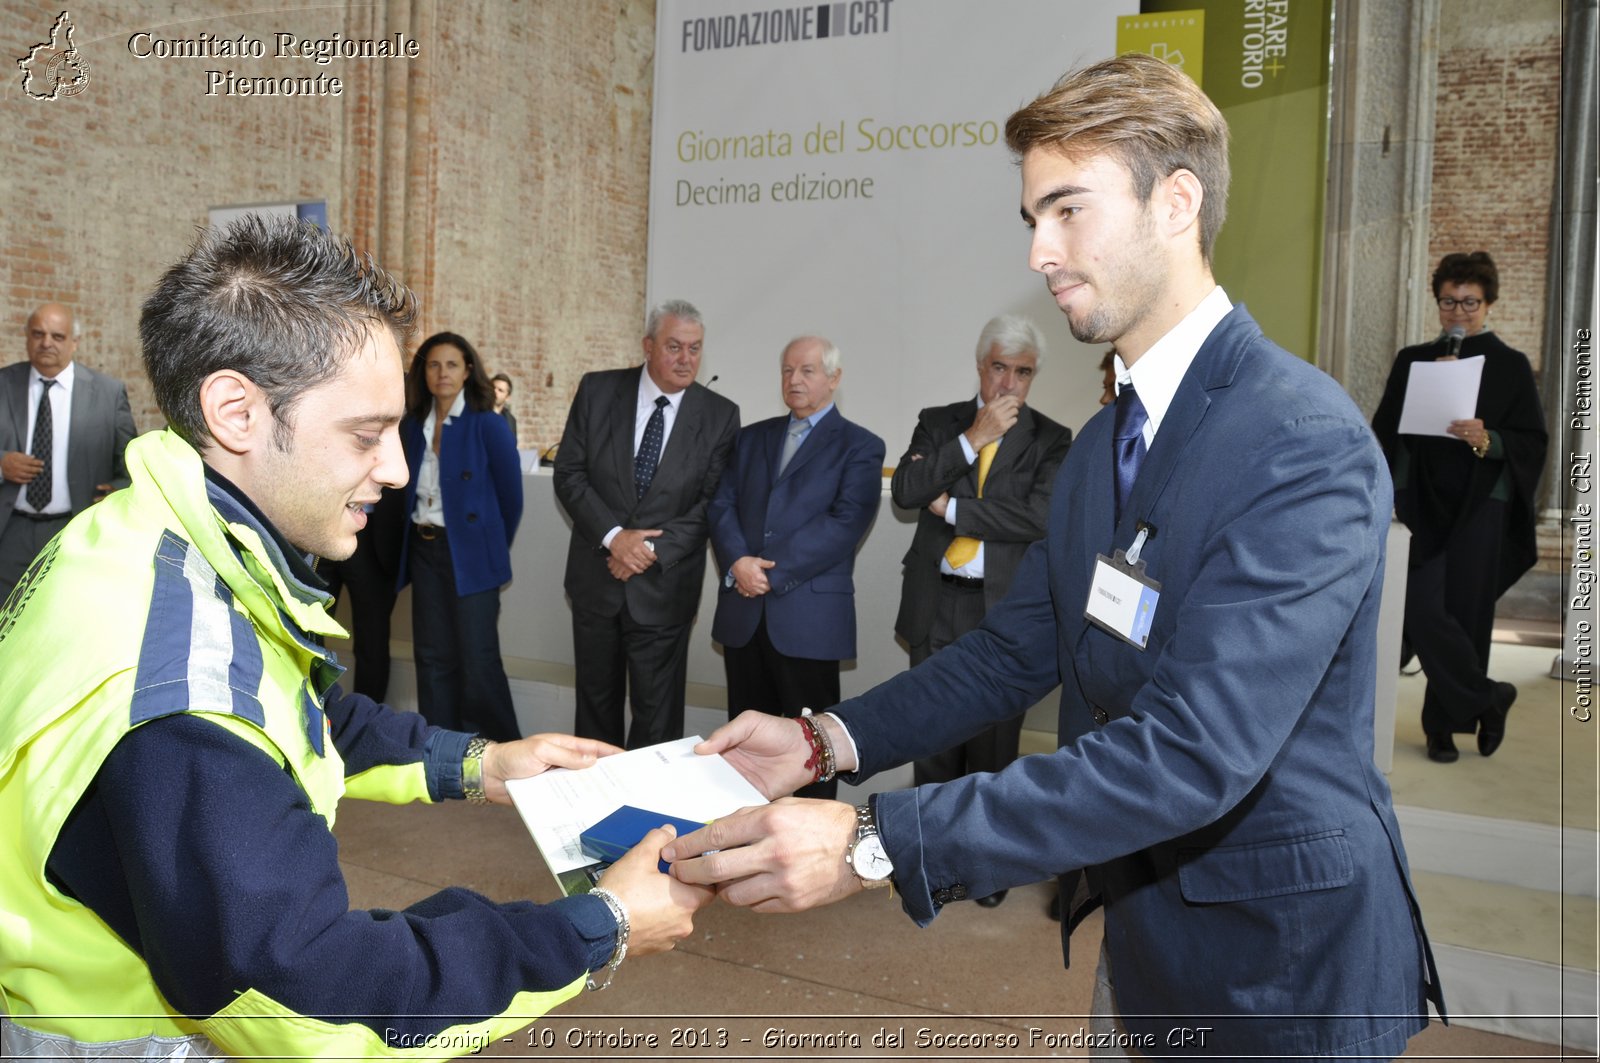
xmin=1113 ymin=382 xmax=1148 ymax=525
xmin=27 ymin=379 xmax=54 ymax=511
xmin=634 ymin=395 xmax=669 ymax=500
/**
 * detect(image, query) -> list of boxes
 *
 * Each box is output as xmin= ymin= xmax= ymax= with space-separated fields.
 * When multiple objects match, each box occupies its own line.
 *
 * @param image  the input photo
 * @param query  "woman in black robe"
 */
xmin=1372 ymin=251 xmax=1547 ymax=763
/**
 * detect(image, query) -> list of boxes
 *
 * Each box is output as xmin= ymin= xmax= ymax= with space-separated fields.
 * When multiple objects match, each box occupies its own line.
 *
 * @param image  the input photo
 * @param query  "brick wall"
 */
xmin=5 ymin=1 xmax=1565 ymax=439
xmin=425 ymin=2 xmax=656 ymax=451
xmin=2 ymin=0 xmax=655 ymax=448
xmin=1429 ymin=5 xmax=1562 ymax=371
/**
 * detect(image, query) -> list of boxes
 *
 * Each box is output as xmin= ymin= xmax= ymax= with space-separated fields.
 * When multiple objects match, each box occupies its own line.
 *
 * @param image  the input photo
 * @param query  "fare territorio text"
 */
xmin=126 ymin=31 xmax=420 ymax=96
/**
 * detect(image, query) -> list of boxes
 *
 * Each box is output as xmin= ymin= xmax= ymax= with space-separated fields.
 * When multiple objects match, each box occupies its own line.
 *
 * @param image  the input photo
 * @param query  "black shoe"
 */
xmin=975 ymin=889 xmax=1007 ymax=908
xmin=1426 ymin=732 xmax=1459 ymax=763
xmin=1047 ymin=894 xmax=1061 ymax=921
xmin=1477 ymin=682 xmax=1518 ymax=757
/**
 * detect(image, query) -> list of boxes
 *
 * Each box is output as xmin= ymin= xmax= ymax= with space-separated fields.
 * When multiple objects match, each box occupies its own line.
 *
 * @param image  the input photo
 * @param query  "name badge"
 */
xmin=1084 ymin=525 xmax=1160 ymax=649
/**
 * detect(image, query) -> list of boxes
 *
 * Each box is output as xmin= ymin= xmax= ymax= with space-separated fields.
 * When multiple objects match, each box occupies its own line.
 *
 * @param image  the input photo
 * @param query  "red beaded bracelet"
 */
xmin=796 ymin=714 xmax=836 ymax=783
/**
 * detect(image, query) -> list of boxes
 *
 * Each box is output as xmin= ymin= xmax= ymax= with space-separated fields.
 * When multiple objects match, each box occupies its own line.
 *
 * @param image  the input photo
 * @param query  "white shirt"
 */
xmin=603 ymin=371 xmax=687 ymax=548
xmin=633 ymin=370 xmax=685 ymax=455
xmin=1114 ymin=285 xmax=1233 ymax=448
xmin=16 ymin=363 xmax=75 ymax=516
xmin=412 ymin=390 xmax=466 ymax=526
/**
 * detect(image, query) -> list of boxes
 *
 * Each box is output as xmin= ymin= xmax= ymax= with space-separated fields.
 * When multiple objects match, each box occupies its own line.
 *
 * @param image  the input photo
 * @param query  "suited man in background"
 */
xmin=320 ymin=486 xmax=405 ymax=702
xmin=892 ymin=315 xmax=1070 ymax=903
xmin=666 ymin=54 xmax=1441 ymax=1060
xmin=555 ymin=300 xmax=740 ymax=749
xmin=708 ymin=336 xmax=884 ymax=800
xmin=0 ymin=304 xmax=136 ymax=601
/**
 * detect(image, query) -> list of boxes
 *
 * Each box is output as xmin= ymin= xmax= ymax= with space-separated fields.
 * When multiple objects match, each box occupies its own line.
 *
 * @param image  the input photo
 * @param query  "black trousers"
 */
xmin=723 ymin=614 xmax=839 ymax=800
xmin=572 ymin=602 xmax=692 ymax=750
xmin=911 ymin=578 xmax=1024 ymax=787
xmin=1405 ymin=499 xmax=1506 ymax=735
xmin=0 ymin=511 xmax=69 ymax=604
xmin=322 ymin=534 xmax=396 ymax=703
xmin=407 ymin=527 xmax=521 ymax=742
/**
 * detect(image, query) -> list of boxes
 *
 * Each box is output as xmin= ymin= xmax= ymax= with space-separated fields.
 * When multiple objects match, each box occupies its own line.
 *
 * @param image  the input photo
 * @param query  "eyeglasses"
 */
xmin=1437 ymin=296 xmax=1483 ymax=312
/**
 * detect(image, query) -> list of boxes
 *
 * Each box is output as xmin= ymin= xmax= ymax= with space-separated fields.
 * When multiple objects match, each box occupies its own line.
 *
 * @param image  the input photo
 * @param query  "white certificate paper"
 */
xmin=1398 ymin=355 xmax=1485 ymax=438
xmin=504 ymin=736 xmax=766 ymax=894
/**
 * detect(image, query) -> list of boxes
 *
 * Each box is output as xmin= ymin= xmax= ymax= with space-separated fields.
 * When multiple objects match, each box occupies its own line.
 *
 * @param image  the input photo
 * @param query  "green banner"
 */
xmin=1118 ymin=1 xmax=1334 ymax=362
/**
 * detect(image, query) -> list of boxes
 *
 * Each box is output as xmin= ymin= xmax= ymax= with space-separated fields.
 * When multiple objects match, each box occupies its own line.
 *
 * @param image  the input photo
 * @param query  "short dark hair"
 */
xmin=491 ymin=372 xmax=513 ymax=393
xmin=1005 ymin=53 xmax=1231 ymax=263
xmin=1431 ymin=250 xmax=1499 ymax=304
xmin=406 ymin=332 xmax=494 ymax=420
xmin=140 ymin=215 xmax=415 ymax=450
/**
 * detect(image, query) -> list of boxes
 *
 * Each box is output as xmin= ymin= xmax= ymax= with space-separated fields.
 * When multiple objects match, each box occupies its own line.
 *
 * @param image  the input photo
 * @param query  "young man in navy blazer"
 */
xmin=707 ymin=336 xmax=885 ymax=799
xmin=666 ymin=54 xmax=1443 ymax=1060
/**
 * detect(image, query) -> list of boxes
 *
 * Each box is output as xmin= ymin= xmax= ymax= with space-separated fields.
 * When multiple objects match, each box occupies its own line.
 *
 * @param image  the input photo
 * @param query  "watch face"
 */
xmin=851 ymin=833 xmax=893 ymax=881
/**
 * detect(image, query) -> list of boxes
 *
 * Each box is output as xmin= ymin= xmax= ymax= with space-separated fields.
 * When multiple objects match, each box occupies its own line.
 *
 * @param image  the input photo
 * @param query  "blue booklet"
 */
xmin=579 ymin=805 xmax=708 ymax=873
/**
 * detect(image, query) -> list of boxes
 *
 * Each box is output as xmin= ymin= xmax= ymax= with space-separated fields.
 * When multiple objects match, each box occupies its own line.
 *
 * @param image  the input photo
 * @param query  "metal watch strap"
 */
xmin=462 ymin=736 xmax=489 ymax=804
xmin=847 ymin=803 xmax=893 ymax=889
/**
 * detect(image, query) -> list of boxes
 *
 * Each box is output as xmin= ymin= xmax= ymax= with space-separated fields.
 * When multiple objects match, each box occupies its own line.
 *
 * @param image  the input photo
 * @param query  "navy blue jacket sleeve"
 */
xmin=764 ymin=425 xmax=885 ymax=594
xmin=47 ymin=713 xmax=616 ymax=1037
xmin=482 ymin=410 xmax=525 ymax=546
xmin=706 ymin=425 xmax=757 ymax=574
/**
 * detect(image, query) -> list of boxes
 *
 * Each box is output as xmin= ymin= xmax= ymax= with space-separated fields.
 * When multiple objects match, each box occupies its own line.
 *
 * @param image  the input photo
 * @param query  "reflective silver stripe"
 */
xmin=1 ymin=1017 xmax=225 ymax=1061
xmin=130 ymin=531 xmax=265 ymax=729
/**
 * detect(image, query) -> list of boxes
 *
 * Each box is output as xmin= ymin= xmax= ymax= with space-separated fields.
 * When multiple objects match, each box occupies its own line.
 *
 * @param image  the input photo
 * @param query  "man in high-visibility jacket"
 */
xmin=0 ymin=216 xmax=712 ymax=1061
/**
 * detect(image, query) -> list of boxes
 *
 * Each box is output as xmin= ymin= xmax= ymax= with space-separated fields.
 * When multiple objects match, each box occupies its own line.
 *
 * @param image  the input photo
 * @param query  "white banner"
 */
xmin=647 ymin=0 xmax=1134 ymax=448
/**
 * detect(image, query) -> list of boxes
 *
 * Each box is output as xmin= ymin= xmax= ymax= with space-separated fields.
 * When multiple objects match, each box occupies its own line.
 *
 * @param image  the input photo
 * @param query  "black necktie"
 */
xmin=634 ymin=395 xmax=669 ymax=500
xmin=27 ymin=379 xmax=55 ymax=511
xmin=1113 ymin=382 xmax=1148 ymax=525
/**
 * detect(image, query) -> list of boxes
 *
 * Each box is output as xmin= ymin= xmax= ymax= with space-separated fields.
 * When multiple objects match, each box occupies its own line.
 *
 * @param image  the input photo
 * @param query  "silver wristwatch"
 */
xmin=845 ymin=803 xmax=894 ymax=888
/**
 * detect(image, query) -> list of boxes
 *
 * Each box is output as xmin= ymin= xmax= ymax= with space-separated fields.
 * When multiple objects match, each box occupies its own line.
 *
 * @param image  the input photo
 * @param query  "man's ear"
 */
xmin=198 ymin=370 xmax=270 ymax=456
xmin=1159 ymin=168 xmax=1204 ymax=244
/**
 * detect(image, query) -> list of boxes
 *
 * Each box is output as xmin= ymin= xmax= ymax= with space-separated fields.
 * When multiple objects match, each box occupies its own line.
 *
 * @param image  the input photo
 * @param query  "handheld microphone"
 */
xmin=1445 ymin=326 xmax=1466 ymax=359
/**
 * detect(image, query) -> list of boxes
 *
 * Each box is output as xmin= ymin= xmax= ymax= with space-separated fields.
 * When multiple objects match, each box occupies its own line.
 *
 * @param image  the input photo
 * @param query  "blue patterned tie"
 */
xmin=634 ymin=395 xmax=669 ymax=499
xmin=27 ymin=379 xmax=54 ymax=511
xmin=1113 ymin=382 xmax=1148 ymax=525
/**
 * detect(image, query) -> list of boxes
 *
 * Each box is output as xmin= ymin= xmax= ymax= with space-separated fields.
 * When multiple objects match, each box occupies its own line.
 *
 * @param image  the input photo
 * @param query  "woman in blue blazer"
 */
xmin=399 ymin=332 xmax=524 ymax=740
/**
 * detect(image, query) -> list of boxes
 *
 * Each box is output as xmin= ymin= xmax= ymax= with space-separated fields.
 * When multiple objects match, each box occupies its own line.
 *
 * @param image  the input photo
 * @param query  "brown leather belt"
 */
xmin=413 ymin=522 xmax=446 ymax=541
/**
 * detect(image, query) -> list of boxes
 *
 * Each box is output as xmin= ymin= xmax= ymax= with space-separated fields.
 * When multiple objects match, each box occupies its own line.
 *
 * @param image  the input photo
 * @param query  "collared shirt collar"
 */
xmin=639 ymin=368 xmax=684 ymax=412
xmin=1116 ymin=285 xmax=1232 ymax=438
xmin=421 ymin=389 xmax=467 ymax=449
xmin=33 ymin=361 xmax=75 ymax=393
xmin=790 ymin=402 xmax=835 ymax=430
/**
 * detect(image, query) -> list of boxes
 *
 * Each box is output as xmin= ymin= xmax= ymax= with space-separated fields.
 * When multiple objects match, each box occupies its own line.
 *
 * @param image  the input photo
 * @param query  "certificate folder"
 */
xmin=504 ymin=736 xmax=766 ymax=896
xmin=579 ymin=805 xmax=709 ymax=872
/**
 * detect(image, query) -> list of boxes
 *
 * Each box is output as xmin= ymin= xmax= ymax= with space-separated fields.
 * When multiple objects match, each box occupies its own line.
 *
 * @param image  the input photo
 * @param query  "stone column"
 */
xmin=1320 ymin=0 xmax=1440 ymax=413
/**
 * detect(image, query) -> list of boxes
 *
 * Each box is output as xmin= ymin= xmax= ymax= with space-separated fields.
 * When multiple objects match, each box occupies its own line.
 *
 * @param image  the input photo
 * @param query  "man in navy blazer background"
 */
xmin=708 ymin=336 xmax=884 ymax=799
xmin=666 ymin=54 xmax=1443 ymax=1060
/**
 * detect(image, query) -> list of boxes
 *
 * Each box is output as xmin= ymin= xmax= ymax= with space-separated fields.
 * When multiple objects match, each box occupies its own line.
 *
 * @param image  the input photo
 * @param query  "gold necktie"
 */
xmin=943 ymin=440 xmax=998 ymax=569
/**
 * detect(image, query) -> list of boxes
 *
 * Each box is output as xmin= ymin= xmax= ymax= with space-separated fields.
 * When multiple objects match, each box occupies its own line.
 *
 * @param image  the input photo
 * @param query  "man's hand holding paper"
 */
xmin=662 ymin=710 xmax=867 ymax=913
